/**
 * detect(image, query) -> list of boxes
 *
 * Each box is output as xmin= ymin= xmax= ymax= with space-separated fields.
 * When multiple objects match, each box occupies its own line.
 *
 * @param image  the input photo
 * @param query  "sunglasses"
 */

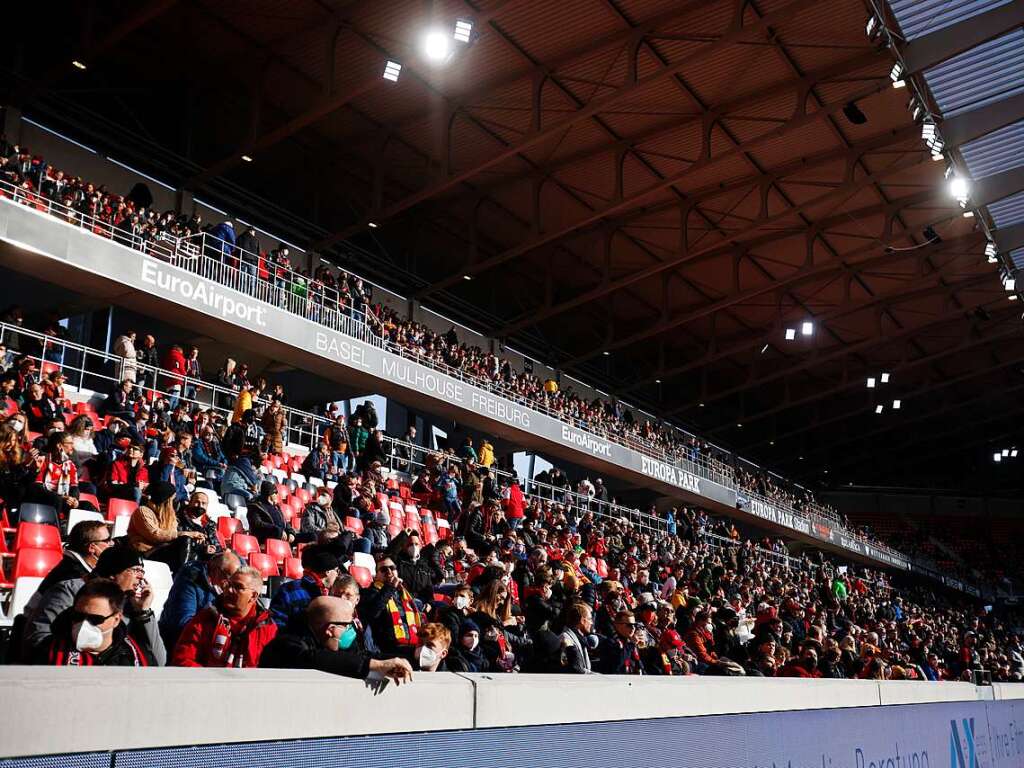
xmin=378 ymin=565 xmax=397 ymax=572
xmin=70 ymin=609 xmax=116 ymax=626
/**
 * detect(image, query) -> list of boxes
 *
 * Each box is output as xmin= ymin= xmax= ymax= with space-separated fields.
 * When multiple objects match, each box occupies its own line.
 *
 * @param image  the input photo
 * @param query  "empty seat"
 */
xmin=12 ymin=547 xmax=63 ymax=580
xmin=230 ymin=533 xmax=259 ymax=558
xmin=307 ymin=477 xmax=324 ymax=488
xmin=275 ymin=483 xmax=290 ymax=500
xmin=107 ymin=498 xmax=138 ymax=521
xmin=16 ymin=503 xmax=59 ymax=526
xmin=249 ymin=552 xmax=280 ymax=579
xmin=9 ymin=576 xmax=45 ymax=619
xmin=283 ymin=557 xmax=303 ymax=580
xmin=351 ymin=551 xmax=375 ymax=577
xmin=66 ymin=509 xmax=106 ymax=534
xmin=223 ymin=492 xmax=248 ymax=511
xmin=217 ymin=516 xmax=241 ymax=541
xmin=77 ymin=492 xmax=101 ymax=512
xmin=264 ymin=538 xmax=292 ymax=565
xmin=348 ymin=564 xmax=372 ymax=589
xmin=143 ymin=560 xmax=174 ymax=591
xmin=14 ymin=522 xmax=62 ymax=552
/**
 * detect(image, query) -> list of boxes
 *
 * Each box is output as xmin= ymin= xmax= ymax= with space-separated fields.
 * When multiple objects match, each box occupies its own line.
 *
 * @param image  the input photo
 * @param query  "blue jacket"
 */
xmin=220 ymin=464 xmax=254 ymax=501
xmin=158 ymin=462 xmax=189 ymax=504
xmin=193 ymin=439 xmax=227 ymax=473
xmin=208 ymin=222 xmax=236 ymax=258
xmin=269 ymin=575 xmax=321 ymax=628
xmin=158 ymin=561 xmax=217 ymax=649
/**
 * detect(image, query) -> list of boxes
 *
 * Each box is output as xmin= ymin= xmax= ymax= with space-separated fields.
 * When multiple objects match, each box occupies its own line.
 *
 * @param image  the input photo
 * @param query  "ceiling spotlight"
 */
xmin=889 ymin=62 xmax=905 ymax=88
xmin=1012 ymin=449 xmax=1019 ymax=457
xmin=382 ymin=60 xmax=402 ymax=82
xmin=866 ymin=16 xmax=880 ymax=38
xmin=655 ymin=379 xmax=661 ymax=384
xmin=241 ymin=154 xmax=253 ymax=163
xmin=1003 ymin=449 xmax=1010 ymax=457
xmin=462 ymin=274 xmax=472 ymax=281
xmin=785 ymin=328 xmax=797 ymax=340
xmin=698 ymin=402 xmax=705 ymax=408
xmin=949 ymin=176 xmax=970 ymax=202
xmin=423 ymin=29 xmax=453 ymax=62
xmin=880 ymin=372 xmax=890 ymax=383
xmin=368 ymin=221 xmax=379 ymax=229
xmin=995 ymin=452 xmax=1003 ymax=462
xmin=760 ymin=344 xmax=769 ymax=354
xmin=602 ymin=351 xmax=610 ymax=356
xmin=867 ymin=377 xmax=876 ymax=388
xmin=736 ymin=423 xmax=743 ymax=428
xmin=1005 ymin=277 xmax=1016 ymax=292
xmin=769 ymin=441 xmax=775 ymax=445
xmin=1010 ymin=295 xmax=1018 ymax=301
xmin=801 ymin=321 xmax=814 ymax=336
xmin=892 ymin=399 xmax=901 ymax=409
xmin=875 ymin=405 xmax=884 ymax=414
xmin=72 ymin=59 xmax=87 ymax=70
xmin=454 ymin=18 xmax=473 ymax=43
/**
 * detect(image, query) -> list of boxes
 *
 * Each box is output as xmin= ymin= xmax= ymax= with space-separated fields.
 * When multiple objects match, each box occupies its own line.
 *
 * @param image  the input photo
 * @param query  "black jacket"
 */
xmin=37 ymin=551 xmax=90 ymax=594
xmin=248 ymin=499 xmax=294 ymax=544
xmin=260 ymin=622 xmax=371 ymax=678
xmin=395 ymin=553 xmax=436 ymax=603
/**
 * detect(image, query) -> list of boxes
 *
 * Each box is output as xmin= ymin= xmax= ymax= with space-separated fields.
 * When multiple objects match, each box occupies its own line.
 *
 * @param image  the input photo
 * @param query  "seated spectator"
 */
xmin=594 ymin=610 xmax=645 ymax=675
xmin=0 ymin=418 xmax=36 ymax=509
xmin=260 ymin=596 xmax=413 ymax=683
xmin=154 ymin=446 xmax=189 ymax=506
xmin=301 ymin=442 xmax=342 ymax=483
xmin=22 ymin=382 xmax=57 ymax=432
xmin=25 ymin=430 xmax=80 ymax=521
xmin=25 ymin=546 xmax=165 ymax=665
xmin=37 ymin=578 xmax=157 ymax=667
xmin=220 ymin=453 xmax=260 ymax=502
xmin=560 ymin=602 xmax=595 ymax=674
xmin=100 ymin=441 xmax=148 ymax=502
xmin=159 ymin=551 xmax=241 ymax=650
xmin=1 ymin=372 xmax=19 ymax=415
xmin=300 ymin=487 xmax=343 ymax=542
xmin=37 ymin=519 xmax=114 ymax=595
xmin=193 ymin=424 xmax=228 ymax=482
xmin=358 ymin=555 xmax=424 ymax=662
xmin=102 ymin=379 xmax=136 ymax=420
xmin=176 ymin=491 xmax=223 ymax=559
xmin=392 ymin=529 xmax=435 ymax=603
xmin=269 ymin=545 xmax=341 ymax=628
xmin=414 ymin=622 xmax=451 ymax=672
xmin=445 ymin=619 xmax=488 ymax=672
xmin=127 ymin=481 xmax=206 ymax=572
xmin=248 ymin=481 xmax=298 ymax=545
xmin=171 ymin=566 xmax=276 ymax=668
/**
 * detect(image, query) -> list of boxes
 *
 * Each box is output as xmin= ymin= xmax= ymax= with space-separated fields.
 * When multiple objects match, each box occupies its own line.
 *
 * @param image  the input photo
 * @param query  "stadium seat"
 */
xmin=348 ymin=565 xmax=372 ymax=588
xmin=308 ymin=476 xmax=324 ymax=488
xmin=107 ymin=498 xmax=138 ymax=521
xmin=230 ymin=533 xmax=259 ymax=558
xmin=249 ymin=552 xmax=280 ymax=579
xmin=290 ymin=472 xmax=307 ymax=486
xmin=66 ymin=509 xmax=106 ymax=534
xmin=271 ymin=468 xmax=288 ymax=483
xmin=223 ymin=492 xmax=248 ymax=512
xmin=16 ymin=503 xmax=59 ymax=526
xmin=14 ymin=522 xmax=62 ymax=552
xmin=352 ymin=551 xmax=375 ymax=577
xmin=12 ymin=547 xmax=62 ymax=579
xmin=278 ymin=503 xmax=294 ymax=525
xmin=217 ymin=516 xmax=241 ymax=540
xmin=265 ymin=538 xmax=292 ymax=565
xmin=9 ymin=577 xmax=45 ymax=619
xmin=422 ymin=524 xmax=438 ymax=546
xmin=436 ymin=519 xmax=452 ymax=540
xmin=294 ymin=487 xmax=310 ymax=505
xmin=344 ymin=516 xmax=364 ymax=536
xmin=77 ymin=492 xmax=101 ymax=512
xmin=283 ymin=557 xmax=303 ymax=580
xmin=276 ymin=483 xmax=290 ymax=500
xmin=143 ymin=560 xmax=173 ymax=620
xmin=112 ymin=515 xmax=130 ymax=538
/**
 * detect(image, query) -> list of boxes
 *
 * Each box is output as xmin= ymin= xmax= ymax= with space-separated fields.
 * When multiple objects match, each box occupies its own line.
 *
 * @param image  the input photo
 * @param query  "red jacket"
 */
xmin=171 ymin=603 xmax=277 ymax=668
xmin=505 ymin=482 xmax=525 ymax=519
xmin=161 ymin=347 xmax=187 ymax=388
xmin=102 ymin=457 xmax=149 ymax=492
xmin=683 ymin=627 xmax=718 ymax=665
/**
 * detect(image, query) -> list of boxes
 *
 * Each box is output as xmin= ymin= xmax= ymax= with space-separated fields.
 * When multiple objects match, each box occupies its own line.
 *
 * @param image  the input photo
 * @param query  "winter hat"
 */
xmin=302 ymin=545 xmax=341 ymax=574
xmin=459 ymin=618 xmax=481 ymax=637
xmin=94 ymin=546 xmax=145 ymax=578
xmin=259 ymin=481 xmax=278 ymax=499
xmin=146 ymin=481 xmax=177 ymax=506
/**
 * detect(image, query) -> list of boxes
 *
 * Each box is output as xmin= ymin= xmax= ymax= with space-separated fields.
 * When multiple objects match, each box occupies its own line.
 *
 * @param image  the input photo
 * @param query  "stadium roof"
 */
xmin=4 ymin=0 xmax=1024 ymax=490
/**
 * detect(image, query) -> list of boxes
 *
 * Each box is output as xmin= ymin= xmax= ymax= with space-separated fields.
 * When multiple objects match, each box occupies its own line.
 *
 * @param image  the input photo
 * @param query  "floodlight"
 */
xmin=875 ymin=405 xmax=884 ymax=414
xmin=1003 ymin=449 xmax=1010 ymax=457
xmin=801 ymin=321 xmax=813 ymax=336
xmin=72 ymin=60 xmax=87 ymax=70
xmin=454 ymin=18 xmax=473 ymax=43
xmin=383 ymin=60 xmax=402 ymax=81
xmin=423 ymin=29 xmax=452 ymax=62
xmin=995 ymin=452 xmax=1003 ymax=462
xmin=1012 ymin=449 xmax=1019 ymax=457
xmin=949 ymin=177 xmax=969 ymax=201
xmin=892 ymin=399 xmax=901 ymax=409
xmin=890 ymin=62 xmax=904 ymax=88
xmin=880 ymin=372 xmax=890 ymax=383
xmin=785 ymin=328 xmax=796 ymax=340
xmin=867 ymin=377 xmax=876 ymax=388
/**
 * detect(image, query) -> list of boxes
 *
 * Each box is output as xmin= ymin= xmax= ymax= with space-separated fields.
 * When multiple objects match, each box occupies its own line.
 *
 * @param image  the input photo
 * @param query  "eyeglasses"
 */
xmin=89 ymin=536 xmax=112 ymax=545
xmin=326 ymin=620 xmax=354 ymax=629
xmin=225 ymin=581 xmax=254 ymax=592
xmin=70 ymin=609 xmax=116 ymax=626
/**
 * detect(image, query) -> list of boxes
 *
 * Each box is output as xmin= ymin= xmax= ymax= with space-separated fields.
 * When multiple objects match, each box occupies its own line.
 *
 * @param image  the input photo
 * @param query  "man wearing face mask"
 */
xmin=414 ymin=622 xmax=451 ymax=671
xmin=38 ymin=578 xmax=157 ymax=666
xmin=435 ymin=584 xmax=474 ymax=641
xmin=26 ymin=546 xmax=165 ymax=665
xmin=176 ymin=491 xmax=222 ymax=559
xmin=300 ymin=488 xmax=343 ymax=543
xmin=392 ymin=529 xmax=434 ymax=603
xmin=159 ymin=551 xmax=241 ymax=649
xmin=269 ymin=545 xmax=341 ymax=628
xmin=261 ymin=596 xmax=414 ymax=683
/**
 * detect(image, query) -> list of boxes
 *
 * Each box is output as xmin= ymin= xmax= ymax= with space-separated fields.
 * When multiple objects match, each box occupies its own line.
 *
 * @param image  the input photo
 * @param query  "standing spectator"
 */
xmin=112 ymin=331 xmax=137 ymax=384
xmin=171 ymin=566 xmax=277 ymax=668
xmin=183 ymin=346 xmax=203 ymax=404
xmin=208 ymin=220 xmax=236 ymax=266
xmin=478 ymin=439 xmax=495 ymax=468
xmin=161 ymin=344 xmax=187 ymax=410
xmin=136 ymin=335 xmax=159 ymax=395
xmin=504 ymin=476 xmax=525 ymax=529
xmin=261 ymin=399 xmax=286 ymax=456
xmin=216 ymin=357 xmax=238 ymax=410
xmin=436 ymin=464 xmax=463 ymax=525
xmin=458 ymin=437 xmax=477 ymax=462
xmin=235 ymin=226 xmax=261 ymax=293
xmin=347 ymin=416 xmax=369 ymax=458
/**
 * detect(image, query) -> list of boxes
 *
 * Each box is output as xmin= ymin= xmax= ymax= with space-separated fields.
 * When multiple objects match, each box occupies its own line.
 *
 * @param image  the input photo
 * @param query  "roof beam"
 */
xmin=972 ymin=165 xmax=1024 ymax=208
xmin=994 ymin=221 xmax=1024 ymax=254
xmin=901 ymin=0 xmax=1024 ymax=75
xmin=940 ymin=92 xmax=1024 ymax=148
xmin=310 ymin=0 xmax=823 ymax=250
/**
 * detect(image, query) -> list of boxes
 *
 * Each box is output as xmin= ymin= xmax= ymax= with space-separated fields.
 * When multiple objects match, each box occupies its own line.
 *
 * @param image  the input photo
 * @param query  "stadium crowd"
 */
xmin=1 ymin=141 xmax=1021 ymax=684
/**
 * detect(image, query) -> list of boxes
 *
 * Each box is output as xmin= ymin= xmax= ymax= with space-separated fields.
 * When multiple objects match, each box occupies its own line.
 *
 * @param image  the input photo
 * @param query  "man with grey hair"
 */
xmin=160 ymin=550 xmax=242 ymax=648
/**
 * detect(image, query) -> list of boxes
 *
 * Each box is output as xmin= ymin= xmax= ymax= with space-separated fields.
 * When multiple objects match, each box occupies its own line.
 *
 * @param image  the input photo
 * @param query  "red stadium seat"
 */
xmin=294 ymin=487 xmax=310 ymax=505
xmin=344 ymin=516 xmax=364 ymax=536
xmin=398 ymin=484 xmax=412 ymax=499
xmin=107 ymin=498 xmax=138 ymax=521
xmin=230 ymin=533 xmax=259 ymax=558
xmin=349 ymin=565 xmax=372 ymax=588
xmin=248 ymin=552 xmax=280 ymax=578
xmin=278 ymin=503 xmax=294 ymax=525
xmin=12 ymin=547 xmax=62 ymax=579
xmin=41 ymin=361 xmax=61 ymax=377
xmin=217 ymin=516 xmax=241 ymax=540
xmin=265 ymin=538 xmax=292 ymax=564
xmin=283 ymin=557 xmax=303 ymax=580
xmin=422 ymin=524 xmax=438 ymax=546
xmin=77 ymin=492 xmax=101 ymax=511
xmin=276 ymin=483 xmax=290 ymax=500
xmin=14 ymin=522 xmax=62 ymax=552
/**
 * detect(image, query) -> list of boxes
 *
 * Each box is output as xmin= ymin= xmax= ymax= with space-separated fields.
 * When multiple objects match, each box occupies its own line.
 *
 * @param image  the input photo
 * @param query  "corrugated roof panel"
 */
xmin=1010 ymin=247 xmax=1024 ymax=271
xmin=961 ymin=119 xmax=1024 ymax=179
xmin=988 ymin=189 xmax=1024 ymax=228
xmin=923 ymin=30 xmax=1024 ymax=117
xmin=888 ymin=0 xmax=1012 ymax=40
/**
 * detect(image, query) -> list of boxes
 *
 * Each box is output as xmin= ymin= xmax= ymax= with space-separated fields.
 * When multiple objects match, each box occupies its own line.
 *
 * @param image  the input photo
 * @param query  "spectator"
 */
xmin=26 ymin=430 xmax=79 ymax=521
xmin=171 ymin=566 xmax=276 ymax=667
xmin=220 ymin=453 xmax=260 ymax=502
xmin=300 ymin=487 xmax=343 ymax=542
xmin=358 ymin=555 xmax=424 ymax=662
xmin=478 ymin=438 xmax=494 ymax=468
xmin=248 ymin=481 xmax=297 ymax=545
xmin=112 ymin=331 xmax=137 ymax=384
xmin=260 ymin=596 xmax=413 ymax=683
xmin=269 ymin=545 xmax=342 ymax=629
xmin=154 ymin=446 xmax=189 ymax=506
xmin=208 ymin=220 xmax=236 ymax=265
xmin=183 ymin=346 xmax=203 ymax=403
xmin=446 ymin=619 xmax=488 ymax=672
xmin=100 ymin=441 xmax=148 ymax=503
xmin=176 ymin=491 xmax=223 ymax=559
xmin=22 ymin=382 xmax=57 ymax=433
xmin=594 ymin=610 xmax=645 ymax=675
xmin=392 ymin=530 xmax=434 ymax=603
xmin=136 ymin=335 xmax=158 ymax=393
xmin=126 ymin=481 xmax=205 ymax=572
xmin=159 ymin=551 xmax=241 ymax=650
xmin=193 ymin=425 xmax=228 ymax=483
xmin=560 ymin=602 xmax=595 ymax=674
xmin=414 ymin=622 xmax=451 ymax=672
xmin=161 ymin=344 xmax=187 ymax=409
xmin=261 ymin=399 xmax=286 ymax=456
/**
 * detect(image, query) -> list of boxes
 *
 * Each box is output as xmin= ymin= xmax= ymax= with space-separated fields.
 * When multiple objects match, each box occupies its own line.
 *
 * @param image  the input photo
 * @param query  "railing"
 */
xmin=0 ymin=321 xmax=333 ymax=450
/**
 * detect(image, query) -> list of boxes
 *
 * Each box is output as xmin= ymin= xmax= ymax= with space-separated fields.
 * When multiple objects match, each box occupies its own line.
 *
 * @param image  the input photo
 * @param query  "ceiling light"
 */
xmin=866 ymin=16 xmax=879 ymax=37
xmin=383 ymin=60 xmax=402 ymax=82
xmin=462 ymin=274 xmax=472 ymax=281
xmin=760 ymin=344 xmax=769 ymax=354
xmin=964 ymin=211 xmax=975 ymax=218
xmin=801 ymin=321 xmax=813 ymax=336
xmin=423 ymin=29 xmax=452 ymax=62
xmin=867 ymin=377 xmax=876 ymax=388
xmin=1010 ymin=295 xmax=1018 ymax=301
xmin=889 ymin=62 xmax=905 ymax=88
xmin=880 ymin=372 xmax=890 ymax=383
xmin=785 ymin=328 xmax=796 ymax=340
xmin=368 ymin=221 xmax=378 ymax=228
xmin=698 ymin=402 xmax=705 ymax=408
xmin=454 ymin=18 xmax=473 ymax=43
xmin=1012 ymin=449 xmax=1019 ymax=457
xmin=655 ymin=379 xmax=661 ymax=384
xmin=875 ymin=405 xmax=884 ymax=414
xmin=241 ymin=154 xmax=253 ymax=163
xmin=736 ymin=423 xmax=742 ymax=428
xmin=602 ymin=351 xmax=610 ymax=356
xmin=892 ymin=399 xmax=901 ymax=409
xmin=948 ymin=176 xmax=970 ymax=201
xmin=769 ymin=441 xmax=775 ymax=445
xmin=995 ymin=452 xmax=1003 ymax=462
xmin=1005 ymin=277 xmax=1016 ymax=292
xmin=1003 ymin=449 xmax=1010 ymax=457
xmin=72 ymin=60 xmax=87 ymax=70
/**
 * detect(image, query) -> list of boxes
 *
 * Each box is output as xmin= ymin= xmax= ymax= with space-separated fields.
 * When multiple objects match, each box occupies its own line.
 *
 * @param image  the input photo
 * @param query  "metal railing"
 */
xmin=0 ymin=321 xmax=333 ymax=450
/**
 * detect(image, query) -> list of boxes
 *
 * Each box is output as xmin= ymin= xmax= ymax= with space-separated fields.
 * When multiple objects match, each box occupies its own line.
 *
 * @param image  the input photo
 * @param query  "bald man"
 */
xmin=260 ymin=596 xmax=413 ymax=683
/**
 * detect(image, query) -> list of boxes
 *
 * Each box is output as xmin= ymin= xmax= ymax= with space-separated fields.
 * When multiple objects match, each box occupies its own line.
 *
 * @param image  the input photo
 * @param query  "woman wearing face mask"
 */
xmin=445 ymin=619 xmax=489 ymax=672
xmin=40 ymin=577 xmax=156 ymax=666
xmin=436 ymin=585 xmax=474 ymax=641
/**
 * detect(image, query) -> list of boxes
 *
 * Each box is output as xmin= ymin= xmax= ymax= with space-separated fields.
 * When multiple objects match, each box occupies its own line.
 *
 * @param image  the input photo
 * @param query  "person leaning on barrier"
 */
xmin=260 ymin=596 xmax=413 ymax=683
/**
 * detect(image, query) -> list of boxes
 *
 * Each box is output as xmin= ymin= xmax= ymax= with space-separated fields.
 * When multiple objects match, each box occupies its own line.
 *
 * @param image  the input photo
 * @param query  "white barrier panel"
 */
xmin=876 ymin=680 xmax=983 ymax=705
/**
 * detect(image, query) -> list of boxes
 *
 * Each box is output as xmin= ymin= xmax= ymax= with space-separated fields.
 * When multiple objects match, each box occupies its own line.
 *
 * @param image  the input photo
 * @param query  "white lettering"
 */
xmin=640 ymin=455 xmax=700 ymax=494
xmin=315 ymin=332 xmax=371 ymax=370
xmin=559 ymin=424 xmax=612 ymax=457
xmin=139 ymin=261 xmax=267 ymax=328
xmin=381 ymin=357 xmax=464 ymax=401
xmin=470 ymin=391 xmax=530 ymax=428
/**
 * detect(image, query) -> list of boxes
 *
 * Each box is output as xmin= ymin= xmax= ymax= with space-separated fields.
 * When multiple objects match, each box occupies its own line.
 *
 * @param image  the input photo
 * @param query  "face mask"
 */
xmin=417 ymin=645 xmax=438 ymax=669
xmin=407 ymin=546 xmax=420 ymax=560
xmin=11 ymin=421 xmax=23 ymax=433
xmin=73 ymin=620 xmax=109 ymax=652
xmin=462 ymin=635 xmax=479 ymax=651
xmin=705 ymin=622 xmax=714 ymax=633
xmin=337 ymin=625 xmax=358 ymax=650
xmin=319 ymin=497 xmax=331 ymax=507
xmin=454 ymin=595 xmax=470 ymax=610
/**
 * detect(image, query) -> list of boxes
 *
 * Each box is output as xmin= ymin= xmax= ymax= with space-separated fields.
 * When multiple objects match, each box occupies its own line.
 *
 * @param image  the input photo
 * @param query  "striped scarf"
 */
xmin=386 ymin=585 xmax=422 ymax=646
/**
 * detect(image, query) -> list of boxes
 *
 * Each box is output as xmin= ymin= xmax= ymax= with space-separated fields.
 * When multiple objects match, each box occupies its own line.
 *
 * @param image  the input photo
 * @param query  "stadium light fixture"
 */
xmin=866 ymin=16 xmax=880 ymax=38
xmin=241 ymin=154 xmax=253 ymax=163
xmin=875 ymin=405 xmax=884 ymax=414
xmin=948 ymin=176 xmax=970 ymax=202
xmin=889 ymin=62 xmax=905 ymax=88
xmin=423 ymin=29 xmax=453 ymax=62
xmin=1003 ymin=449 xmax=1010 ymax=457
xmin=1013 ymin=449 xmax=1019 ymax=457
xmin=655 ymin=379 xmax=661 ymax=384
xmin=72 ymin=60 xmax=87 ymax=70
xmin=785 ymin=328 xmax=796 ymax=340
xmin=880 ymin=372 xmax=890 ymax=383
xmin=892 ymin=399 xmax=901 ymax=409
xmin=698 ymin=402 xmax=705 ymax=408
xmin=382 ymin=60 xmax=402 ymax=82
xmin=801 ymin=321 xmax=813 ymax=336
xmin=986 ymin=242 xmax=998 ymax=263
xmin=1004 ymin=276 xmax=1016 ymax=292
xmin=454 ymin=18 xmax=473 ymax=43
xmin=760 ymin=344 xmax=769 ymax=354
xmin=462 ymin=274 xmax=472 ymax=281
xmin=994 ymin=452 xmax=1002 ymax=462
xmin=867 ymin=377 xmax=876 ymax=388
xmin=367 ymin=221 xmax=379 ymax=228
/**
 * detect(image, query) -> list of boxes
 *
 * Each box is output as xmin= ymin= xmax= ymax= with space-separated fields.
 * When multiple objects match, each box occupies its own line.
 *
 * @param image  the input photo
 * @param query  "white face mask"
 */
xmin=319 ymin=497 xmax=332 ymax=507
xmin=462 ymin=636 xmax=479 ymax=651
xmin=73 ymin=620 xmax=110 ymax=652
xmin=454 ymin=595 xmax=470 ymax=610
xmin=417 ymin=645 xmax=439 ymax=670
xmin=11 ymin=420 xmax=23 ymax=433
xmin=705 ymin=622 xmax=714 ymax=633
